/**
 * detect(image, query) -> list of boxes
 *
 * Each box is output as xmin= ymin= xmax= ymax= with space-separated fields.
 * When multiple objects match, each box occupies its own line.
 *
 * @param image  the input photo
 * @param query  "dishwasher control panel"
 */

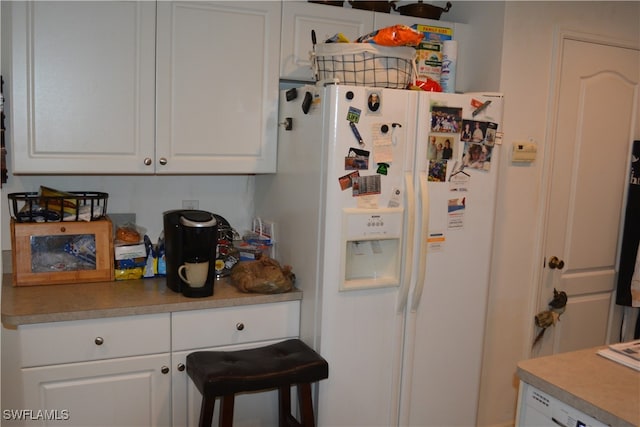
xmin=517 ymin=383 xmax=607 ymax=427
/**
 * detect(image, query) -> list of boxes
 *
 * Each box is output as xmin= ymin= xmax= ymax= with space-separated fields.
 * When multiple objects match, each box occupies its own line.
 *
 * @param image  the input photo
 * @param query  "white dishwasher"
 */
xmin=516 ymin=382 xmax=608 ymax=427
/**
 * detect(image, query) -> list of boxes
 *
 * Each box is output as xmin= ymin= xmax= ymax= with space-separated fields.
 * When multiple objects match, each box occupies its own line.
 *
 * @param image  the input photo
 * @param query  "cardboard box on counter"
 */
xmin=114 ymin=243 xmax=147 ymax=260
xmin=412 ymin=24 xmax=453 ymax=43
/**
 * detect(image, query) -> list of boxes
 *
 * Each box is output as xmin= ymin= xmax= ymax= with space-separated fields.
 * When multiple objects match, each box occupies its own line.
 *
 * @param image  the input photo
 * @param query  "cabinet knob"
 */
xmin=94 ymin=337 xmax=104 ymax=346
xmin=159 ymin=157 xmax=168 ymax=166
xmin=161 ymin=366 xmax=170 ymax=375
xmin=144 ymin=157 xmax=152 ymax=166
xmin=236 ymin=322 xmax=245 ymax=331
xmin=177 ymin=363 xmax=185 ymax=372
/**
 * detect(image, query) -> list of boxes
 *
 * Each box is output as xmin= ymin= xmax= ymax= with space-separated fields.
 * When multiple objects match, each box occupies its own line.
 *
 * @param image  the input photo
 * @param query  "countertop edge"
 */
xmin=2 ymin=273 xmax=302 ymax=327
xmin=1 ymin=291 xmax=302 ymax=327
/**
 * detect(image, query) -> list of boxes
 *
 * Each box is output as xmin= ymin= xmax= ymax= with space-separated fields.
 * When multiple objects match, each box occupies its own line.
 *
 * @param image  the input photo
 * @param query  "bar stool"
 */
xmin=186 ymin=338 xmax=329 ymax=427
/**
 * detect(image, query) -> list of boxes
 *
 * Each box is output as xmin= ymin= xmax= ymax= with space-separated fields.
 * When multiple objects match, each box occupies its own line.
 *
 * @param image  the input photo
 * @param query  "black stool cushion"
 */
xmin=186 ymin=339 xmax=329 ymax=397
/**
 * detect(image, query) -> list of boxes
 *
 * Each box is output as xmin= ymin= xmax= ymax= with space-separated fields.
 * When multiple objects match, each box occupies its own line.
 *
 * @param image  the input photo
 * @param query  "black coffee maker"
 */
xmin=163 ymin=210 xmax=217 ymax=298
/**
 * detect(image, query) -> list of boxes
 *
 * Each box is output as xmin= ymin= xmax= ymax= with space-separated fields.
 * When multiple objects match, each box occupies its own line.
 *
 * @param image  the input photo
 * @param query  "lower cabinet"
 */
xmin=3 ymin=301 xmax=301 ymax=427
xmin=22 ymin=354 xmax=172 ymax=427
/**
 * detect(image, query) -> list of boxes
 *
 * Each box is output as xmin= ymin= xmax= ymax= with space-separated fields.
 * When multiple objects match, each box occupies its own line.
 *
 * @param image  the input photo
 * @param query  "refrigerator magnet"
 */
xmin=349 ymin=122 xmax=365 ymax=146
xmin=345 ymin=147 xmax=370 ymax=170
xmin=352 ymin=175 xmax=381 ymax=197
xmin=431 ymin=106 xmax=462 ymax=133
xmin=367 ymin=91 xmax=381 ymax=113
xmin=449 ymin=165 xmax=470 ymax=192
xmin=427 ymin=134 xmax=456 ymax=161
xmin=447 ymin=197 xmax=466 ymax=229
xmin=428 ymin=160 xmax=447 ymax=182
xmin=373 ymin=123 xmax=393 ymax=164
xmin=462 ymin=142 xmax=492 ymax=171
xmin=376 ymin=163 xmax=389 ymax=175
xmin=347 ymin=106 xmax=361 ymax=123
xmin=339 ymin=171 xmax=360 ymax=191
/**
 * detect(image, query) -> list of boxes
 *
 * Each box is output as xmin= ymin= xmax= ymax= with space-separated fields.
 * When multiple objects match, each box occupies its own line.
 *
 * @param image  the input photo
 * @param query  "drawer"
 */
xmin=19 ymin=313 xmax=170 ymax=367
xmin=171 ymin=301 xmax=300 ymax=351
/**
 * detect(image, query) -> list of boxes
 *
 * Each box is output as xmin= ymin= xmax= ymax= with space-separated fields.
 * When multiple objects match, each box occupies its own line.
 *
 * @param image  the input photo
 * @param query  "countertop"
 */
xmin=1 ymin=273 xmax=302 ymax=327
xmin=517 ymin=347 xmax=640 ymax=427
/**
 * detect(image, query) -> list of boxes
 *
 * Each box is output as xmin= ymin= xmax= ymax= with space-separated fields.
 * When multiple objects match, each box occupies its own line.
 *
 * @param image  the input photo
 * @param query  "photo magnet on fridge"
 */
xmin=339 ymin=171 xmax=360 ymax=191
xmin=367 ymin=90 xmax=382 ymax=113
xmin=345 ymin=147 xmax=370 ymax=170
xmin=430 ymin=106 xmax=462 ymax=133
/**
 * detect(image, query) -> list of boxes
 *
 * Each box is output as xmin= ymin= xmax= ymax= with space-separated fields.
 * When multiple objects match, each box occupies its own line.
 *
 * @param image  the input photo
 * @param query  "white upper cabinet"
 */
xmin=280 ymin=2 xmax=374 ymax=81
xmin=8 ymin=1 xmax=280 ymax=174
xmin=9 ymin=1 xmax=157 ymax=174
xmin=156 ymin=1 xmax=281 ymax=174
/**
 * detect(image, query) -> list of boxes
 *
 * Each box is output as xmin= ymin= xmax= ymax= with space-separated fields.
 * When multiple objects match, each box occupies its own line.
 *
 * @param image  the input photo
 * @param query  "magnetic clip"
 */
xmin=391 ymin=122 xmax=402 ymax=145
xmin=285 ymin=88 xmax=298 ymax=102
xmin=279 ymin=117 xmax=293 ymax=131
xmin=302 ymin=91 xmax=312 ymax=114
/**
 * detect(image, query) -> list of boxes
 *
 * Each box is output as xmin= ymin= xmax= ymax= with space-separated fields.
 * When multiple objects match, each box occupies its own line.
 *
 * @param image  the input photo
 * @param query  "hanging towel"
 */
xmin=616 ymin=141 xmax=640 ymax=307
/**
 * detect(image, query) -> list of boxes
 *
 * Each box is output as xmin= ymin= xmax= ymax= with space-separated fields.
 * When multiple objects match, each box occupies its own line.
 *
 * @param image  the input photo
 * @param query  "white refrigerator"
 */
xmin=255 ymin=84 xmax=503 ymax=426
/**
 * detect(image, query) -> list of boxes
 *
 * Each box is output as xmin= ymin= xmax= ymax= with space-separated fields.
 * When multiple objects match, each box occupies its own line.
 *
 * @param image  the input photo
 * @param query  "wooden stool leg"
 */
xmin=219 ymin=395 xmax=235 ymax=427
xmin=298 ymin=383 xmax=316 ymax=427
xmin=199 ymin=396 xmax=216 ymax=427
xmin=279 ymin=385 xmax=295 ymax=427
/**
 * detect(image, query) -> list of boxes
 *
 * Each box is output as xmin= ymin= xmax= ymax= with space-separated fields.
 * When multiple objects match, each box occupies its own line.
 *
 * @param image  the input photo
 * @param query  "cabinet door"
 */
xmin=9 ymin=1 xmax=157 ymax=174
xmin=21 ymin=354 xmax=171 ymax=427
xmin=172 ymin=341 xmax=285 ymax=427
xmin=280 ymin=2 xmax=374 ymax=82
xmin=156 ymin=2 xmax=281 ymax=174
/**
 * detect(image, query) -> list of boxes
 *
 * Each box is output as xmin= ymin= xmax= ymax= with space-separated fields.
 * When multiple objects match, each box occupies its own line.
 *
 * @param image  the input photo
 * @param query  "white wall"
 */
xmin=1 ymin=174 xmax=257 ymax=250
xmin=459 ymin=2 xmax=640 ymax=426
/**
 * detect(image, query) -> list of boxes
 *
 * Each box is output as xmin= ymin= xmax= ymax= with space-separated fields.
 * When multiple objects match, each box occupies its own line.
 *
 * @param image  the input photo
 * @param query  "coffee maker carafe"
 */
xmin=163 ymin=210 xmax=217 ymax=298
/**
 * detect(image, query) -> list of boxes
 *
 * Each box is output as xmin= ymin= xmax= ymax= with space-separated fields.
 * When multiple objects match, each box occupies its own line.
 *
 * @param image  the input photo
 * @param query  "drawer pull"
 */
xmin=177 ymin=363 xmax=185 ymax=372
xmin=236 ymin=322 xmax=245 ymax=331
xmin=94 ymin=337 xmax=104 ymax=346
xmin=161 ymin=366 xmax=170 ymax=375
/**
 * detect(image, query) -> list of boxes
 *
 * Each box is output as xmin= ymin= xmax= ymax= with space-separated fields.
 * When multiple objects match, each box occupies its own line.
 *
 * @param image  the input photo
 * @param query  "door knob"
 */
xmin=159 ymin=157 xmax=168 ymax=165
xmin=548 ymin=256 xmax=565 ymax=270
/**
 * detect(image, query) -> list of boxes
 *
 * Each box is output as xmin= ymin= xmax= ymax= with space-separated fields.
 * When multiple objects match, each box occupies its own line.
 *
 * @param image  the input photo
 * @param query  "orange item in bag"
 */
xmin=356 ymin=25 xmax=424 ymax=47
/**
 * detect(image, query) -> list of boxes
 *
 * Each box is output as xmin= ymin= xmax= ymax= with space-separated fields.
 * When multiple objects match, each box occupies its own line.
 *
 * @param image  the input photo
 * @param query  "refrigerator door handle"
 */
xmin=397 ymin=172 xmax=415 ymax=313
xmin=410 ymin=172 xmax=429 ymax=312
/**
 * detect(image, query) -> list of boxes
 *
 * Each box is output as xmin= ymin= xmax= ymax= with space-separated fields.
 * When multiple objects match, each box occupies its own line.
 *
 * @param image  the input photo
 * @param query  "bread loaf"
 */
xmin=116 ymin=226 xmax=141 ymax=243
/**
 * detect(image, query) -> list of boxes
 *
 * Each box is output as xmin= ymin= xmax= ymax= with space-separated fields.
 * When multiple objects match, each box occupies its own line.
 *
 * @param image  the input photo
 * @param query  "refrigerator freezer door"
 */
xmin=317 ymin=85 xmax=417 ymax=427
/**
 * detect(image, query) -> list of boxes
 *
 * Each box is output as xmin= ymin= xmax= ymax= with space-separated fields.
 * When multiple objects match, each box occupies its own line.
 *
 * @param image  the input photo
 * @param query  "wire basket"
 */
xmin=8 ymin=191 xmax=109 ymax=223
xmin=312 ymin=43 xmax=416 ymax=89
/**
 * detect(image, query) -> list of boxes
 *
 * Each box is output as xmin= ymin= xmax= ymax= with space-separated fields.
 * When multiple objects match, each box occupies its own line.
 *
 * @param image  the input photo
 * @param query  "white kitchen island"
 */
xmin=516 ymin=346 xmax=639 ymax=427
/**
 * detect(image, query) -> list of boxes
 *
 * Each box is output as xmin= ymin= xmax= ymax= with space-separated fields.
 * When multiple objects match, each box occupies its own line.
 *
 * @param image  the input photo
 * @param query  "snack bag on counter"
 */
xmin=113 ymin=222 xmax=148 ymax=281
xmin=356 ymin=25 xmax=424 ymax=47
xmin=230 ymin=257 xmax=294 ymax=294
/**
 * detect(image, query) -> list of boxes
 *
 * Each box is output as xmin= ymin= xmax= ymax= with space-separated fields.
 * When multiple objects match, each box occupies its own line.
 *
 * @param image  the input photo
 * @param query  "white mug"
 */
xmin=178 ymin=261 xmax=209 ymax=288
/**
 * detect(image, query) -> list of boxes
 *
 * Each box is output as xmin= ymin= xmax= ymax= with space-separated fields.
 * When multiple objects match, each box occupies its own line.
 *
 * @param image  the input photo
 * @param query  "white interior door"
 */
xmin=536 ymin=35 xmax=640 ymax=355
